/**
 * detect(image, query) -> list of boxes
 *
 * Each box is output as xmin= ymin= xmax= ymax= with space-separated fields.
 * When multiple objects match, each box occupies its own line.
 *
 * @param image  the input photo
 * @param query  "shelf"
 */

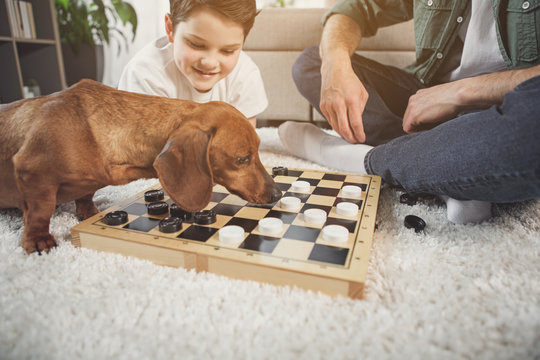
xmin=0 ymin=36 xmax=57 ymax=45
xmin=17 ymin=42 xmax=62 ymax=94
xmin=0 ymin=40 xmax=22 ymax=103
xmin=30 ymin=0 xmax=57 ymax=40
xmin=0 ymin=0 xmax=9 ymax=37
xmin=0 ymin=0 xmax=65 ymax=103
xmin=12 ymin=37 xmax=57 ymax=45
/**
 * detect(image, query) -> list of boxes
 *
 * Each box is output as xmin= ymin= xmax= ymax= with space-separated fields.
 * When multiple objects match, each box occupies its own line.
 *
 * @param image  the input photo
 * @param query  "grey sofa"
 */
xmin=244 ymin=8 xmax=415 ymax=123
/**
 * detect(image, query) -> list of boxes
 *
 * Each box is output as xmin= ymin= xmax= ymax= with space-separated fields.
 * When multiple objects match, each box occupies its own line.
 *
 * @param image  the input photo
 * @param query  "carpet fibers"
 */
xmin=1 ymin=127 xmax=539 ymax=360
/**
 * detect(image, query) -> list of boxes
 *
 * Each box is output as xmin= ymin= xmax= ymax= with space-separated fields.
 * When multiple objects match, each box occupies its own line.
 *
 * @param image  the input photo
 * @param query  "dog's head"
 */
xmin=153 ymin=102 xmax=282 ymax=212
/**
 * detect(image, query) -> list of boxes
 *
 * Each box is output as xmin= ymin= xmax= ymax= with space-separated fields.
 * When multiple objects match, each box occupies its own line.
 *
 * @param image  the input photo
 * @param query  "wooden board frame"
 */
xmin=71 ymin=169 xmax=381 ymax=299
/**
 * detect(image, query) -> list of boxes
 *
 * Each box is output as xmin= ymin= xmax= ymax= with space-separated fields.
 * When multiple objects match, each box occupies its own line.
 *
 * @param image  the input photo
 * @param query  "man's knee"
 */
xmin=292 ymin=45 xmax=321 ymax=95
xmin=501 ymin=75 xmax=540 ymax=128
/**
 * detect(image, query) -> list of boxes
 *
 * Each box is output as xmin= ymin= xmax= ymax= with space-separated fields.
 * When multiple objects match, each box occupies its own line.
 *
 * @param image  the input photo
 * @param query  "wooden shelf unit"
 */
xmin=0 ymin=0 xmax=66 ymax=104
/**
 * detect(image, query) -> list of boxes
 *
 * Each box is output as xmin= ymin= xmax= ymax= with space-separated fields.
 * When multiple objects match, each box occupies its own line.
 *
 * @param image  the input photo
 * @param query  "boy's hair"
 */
xmin=169 ymin=0 xmax=258 ymax=38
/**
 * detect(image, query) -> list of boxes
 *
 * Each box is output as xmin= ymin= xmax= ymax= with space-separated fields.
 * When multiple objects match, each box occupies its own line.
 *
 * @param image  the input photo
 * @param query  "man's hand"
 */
xmin=319 ymin=14 xmax=365 ymax=143
xmin=403 ymin=64 xmax=540 ymax=133
xmin=320 ymin=60 xmax=368 ymax=143
xmin=402 ymin=82 xmax=463 ymax=133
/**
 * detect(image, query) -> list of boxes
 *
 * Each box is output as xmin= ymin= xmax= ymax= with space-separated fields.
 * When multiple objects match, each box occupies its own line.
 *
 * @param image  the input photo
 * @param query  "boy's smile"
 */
xmin=166 ymin=7 xmax=244 ymax=93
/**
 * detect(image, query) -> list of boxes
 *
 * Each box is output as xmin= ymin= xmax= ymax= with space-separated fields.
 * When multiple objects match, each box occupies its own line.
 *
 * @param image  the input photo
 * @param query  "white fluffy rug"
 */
xmin=1 ymin=127 xmax=539 ymax=360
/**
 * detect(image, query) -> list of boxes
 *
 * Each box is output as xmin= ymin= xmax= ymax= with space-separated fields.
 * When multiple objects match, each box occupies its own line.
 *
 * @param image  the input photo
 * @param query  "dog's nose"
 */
xmin=269 ymin=186 xmax=282 ymax=203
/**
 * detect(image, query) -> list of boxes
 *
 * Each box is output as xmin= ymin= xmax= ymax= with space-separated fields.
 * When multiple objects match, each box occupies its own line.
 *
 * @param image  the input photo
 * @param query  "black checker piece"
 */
xmin=144 ymin=189 xmax=164 ymax=202
xmin=212 ymin=203 xmax=243 ymax=216
xmin=272 ymin=166 xmax=288 ymax=176
xmin=123 ymin=217 xmax=160 ymax=232
xmin=225 ymin=217 xmax=259 ymax=232
xmin=178 ymin=225 xmax=218 ymax=242
xmin=147 ymin=201 xmax=168 ymax=216
xmin=312 ymin=187 xmax=340 ymax=197
xmin=265 ymin=210 xmax=298 ymax=224
xmin=123 ymin=203 xmax=148 ymax=216
xmin=104 ymin=211 xmax=128 ymax=226
xmin=283 ymin=225 xmax=321 ymax=243
xmin=239 ymin=234 xmax=280 ymax=253
xmin=170 ymin=204 xmax=194 ymax=222
xmin=308 ymin=244 xmax=349 ymax=265
xmin=322 ymin=173 xmax=347 ymax=182
xmin=325 ymin=217 xmax=357 ymax=233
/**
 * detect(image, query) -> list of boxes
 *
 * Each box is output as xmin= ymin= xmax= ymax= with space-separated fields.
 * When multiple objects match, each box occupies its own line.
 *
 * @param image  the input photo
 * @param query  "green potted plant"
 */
xmin=263 ymin=0 xmax=295 ymax=7
xmin=55 ymin=0 xmax=138 ymax=85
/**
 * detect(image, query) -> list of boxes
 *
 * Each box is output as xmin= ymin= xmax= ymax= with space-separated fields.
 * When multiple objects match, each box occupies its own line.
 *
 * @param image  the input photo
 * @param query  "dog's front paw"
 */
xmin=75 ymin=196 xmax=99 ymax=221
xmin=76 ymin=207 xmax=99 ymax=221
xmin=22 ymin=235 xmax=57 ymax=254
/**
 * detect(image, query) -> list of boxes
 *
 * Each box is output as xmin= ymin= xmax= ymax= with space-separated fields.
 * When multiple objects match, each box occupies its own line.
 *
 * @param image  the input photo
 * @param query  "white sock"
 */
xmin=278 ymin=121 xmax=373 ymax=174
xmin=442 ymin=196 xmax=492 ymax=224
xmin=279 ymin=122 xmax=492 ymax=224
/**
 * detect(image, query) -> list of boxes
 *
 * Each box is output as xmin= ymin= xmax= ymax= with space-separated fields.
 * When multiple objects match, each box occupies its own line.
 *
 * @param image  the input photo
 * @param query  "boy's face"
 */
xmin=165 ymin=7 xmax=244 ymax=93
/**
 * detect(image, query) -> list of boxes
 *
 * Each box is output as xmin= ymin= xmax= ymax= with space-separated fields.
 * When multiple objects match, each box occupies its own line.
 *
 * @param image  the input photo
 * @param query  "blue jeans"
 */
xmin=292 ymin=46 xmax=540 ymax=202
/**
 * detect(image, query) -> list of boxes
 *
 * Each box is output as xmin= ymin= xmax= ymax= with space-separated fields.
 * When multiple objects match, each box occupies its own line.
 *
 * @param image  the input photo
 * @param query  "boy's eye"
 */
xmin=222 ymin=49 xmax=235 ymax=55
xmin=186 ymin=39 xmax=204 ymax=49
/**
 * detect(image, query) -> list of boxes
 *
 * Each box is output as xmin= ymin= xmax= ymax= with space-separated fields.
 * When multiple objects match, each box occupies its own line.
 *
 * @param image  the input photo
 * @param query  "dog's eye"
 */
xmin=236 ymin=155 xmax=251 ymax=165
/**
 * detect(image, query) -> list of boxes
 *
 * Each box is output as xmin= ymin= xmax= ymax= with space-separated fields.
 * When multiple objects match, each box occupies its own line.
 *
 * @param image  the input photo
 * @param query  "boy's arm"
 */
xmin=247 ymin=117 xmax=256 ymax=128
xmin=402 ymin=64 xmax=540 ymax=133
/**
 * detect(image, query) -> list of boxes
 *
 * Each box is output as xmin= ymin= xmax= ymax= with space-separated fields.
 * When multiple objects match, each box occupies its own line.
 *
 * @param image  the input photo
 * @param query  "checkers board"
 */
xmin=71 ymin=168 xmax=381 ymax=299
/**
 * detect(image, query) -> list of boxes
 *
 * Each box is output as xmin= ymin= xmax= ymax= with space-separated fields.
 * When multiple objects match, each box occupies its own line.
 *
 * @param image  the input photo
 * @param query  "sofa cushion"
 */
xmin=247 ymin=51 xmax=311 ymax=121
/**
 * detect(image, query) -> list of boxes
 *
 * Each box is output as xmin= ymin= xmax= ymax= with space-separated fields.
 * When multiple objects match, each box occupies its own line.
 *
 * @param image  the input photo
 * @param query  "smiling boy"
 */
xmin=118 ymin=0 xmax=266 ymax=127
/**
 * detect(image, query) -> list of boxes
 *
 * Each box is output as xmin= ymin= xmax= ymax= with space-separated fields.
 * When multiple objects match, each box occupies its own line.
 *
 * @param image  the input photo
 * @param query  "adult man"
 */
xmin=279 ymin=0 xmax=540 ymax=224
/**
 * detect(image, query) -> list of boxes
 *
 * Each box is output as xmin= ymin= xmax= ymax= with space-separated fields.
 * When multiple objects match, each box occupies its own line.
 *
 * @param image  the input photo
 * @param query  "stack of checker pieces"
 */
xmin=71 ymin=167 xmax=382 ymax=299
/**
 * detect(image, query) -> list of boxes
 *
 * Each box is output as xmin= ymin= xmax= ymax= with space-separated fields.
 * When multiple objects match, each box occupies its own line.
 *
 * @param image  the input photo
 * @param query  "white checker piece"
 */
xmin=291 ymin=180 xmax=310 ymax=193
xmin=258 ymin=217 xmax=283 ymax=235
xmin=342 ymin=185 xmax=362 ymax=198
xmin=336 ymin=202 xmax=359 ymax=217
xmin=280 ymin=196 xmax=301 ymax=211
xmin=303 ymin=208 xmax=327 ymax=226
xmin=219 ymin=225 xmax=245 ymax=244
xmin=322 ymin=224 xmax=349 ymax=243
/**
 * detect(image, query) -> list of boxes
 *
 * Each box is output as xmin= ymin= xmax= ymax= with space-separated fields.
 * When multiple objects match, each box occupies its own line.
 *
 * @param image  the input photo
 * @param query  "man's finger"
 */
xmin=347 ymin=101 xmax=366 ymax=143
xmin=402 ymin=106 xmax=411 ymax=133
xmin=320 ymin=101 xmax=339 ymax=134
xmin=334 ymin=101 xmax=356 ymax=143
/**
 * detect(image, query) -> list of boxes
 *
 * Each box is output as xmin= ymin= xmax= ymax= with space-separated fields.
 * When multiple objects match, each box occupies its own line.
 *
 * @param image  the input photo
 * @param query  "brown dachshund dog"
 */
xmin=0 ymin=79 xmax=282 ymax=254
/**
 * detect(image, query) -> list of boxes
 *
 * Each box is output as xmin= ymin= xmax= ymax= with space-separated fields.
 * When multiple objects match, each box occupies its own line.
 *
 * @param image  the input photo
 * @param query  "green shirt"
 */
xmin=323 ymin=0 xmax=540 ymax=85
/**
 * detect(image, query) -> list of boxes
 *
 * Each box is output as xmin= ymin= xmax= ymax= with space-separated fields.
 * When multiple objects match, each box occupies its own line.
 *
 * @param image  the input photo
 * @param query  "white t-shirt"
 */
xmin=443 ymin=0 xmax=506 ymax=82
xmin=118 ymin=36 xmax=268 ymax=119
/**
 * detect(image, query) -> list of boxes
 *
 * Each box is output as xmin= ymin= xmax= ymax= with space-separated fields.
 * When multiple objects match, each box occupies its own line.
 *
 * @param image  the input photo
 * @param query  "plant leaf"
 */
xmin=112 ymin=1 xmax=138 ymax=40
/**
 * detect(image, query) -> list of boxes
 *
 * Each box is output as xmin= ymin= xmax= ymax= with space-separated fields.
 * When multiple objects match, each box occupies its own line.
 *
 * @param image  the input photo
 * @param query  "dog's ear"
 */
xmin=153 ymin=126 xmax=213 ymax=211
